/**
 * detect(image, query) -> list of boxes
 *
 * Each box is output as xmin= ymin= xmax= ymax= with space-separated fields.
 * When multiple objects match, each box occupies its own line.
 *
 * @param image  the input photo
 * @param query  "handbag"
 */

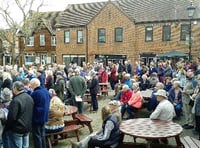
xmin=188 ymin=97 xmax=194 ymax=107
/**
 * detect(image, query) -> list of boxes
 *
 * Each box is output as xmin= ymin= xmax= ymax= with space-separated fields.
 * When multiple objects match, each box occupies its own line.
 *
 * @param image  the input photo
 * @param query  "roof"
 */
xmin=56 ymin=2 xmax=107 ymax=27
xmin=56 ymin=0 xmax=200 ymax=27
xmin=40 ymin=11 xmax=62 ymax=34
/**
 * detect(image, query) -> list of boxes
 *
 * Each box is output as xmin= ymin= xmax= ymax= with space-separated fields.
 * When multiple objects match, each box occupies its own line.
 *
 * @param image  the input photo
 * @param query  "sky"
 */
xmin=0 ymin=0 xmax=109 ymax=28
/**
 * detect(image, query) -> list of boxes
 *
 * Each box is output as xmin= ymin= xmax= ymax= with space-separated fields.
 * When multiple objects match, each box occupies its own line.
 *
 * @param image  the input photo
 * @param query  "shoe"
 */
xmin=182 ymin=124 xmax=188 ymax=128
xmin=184 ymin=125 xmax=194 ymax=129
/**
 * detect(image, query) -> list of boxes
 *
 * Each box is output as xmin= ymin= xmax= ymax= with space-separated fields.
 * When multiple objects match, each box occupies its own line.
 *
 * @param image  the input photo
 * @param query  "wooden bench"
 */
xmin=46 ymin=120 xmax=83 ymax=148
xmin=180 ymin=136 xmax=200 ymax=148
xmin=74 ymin=113 xmax=93 ymax=133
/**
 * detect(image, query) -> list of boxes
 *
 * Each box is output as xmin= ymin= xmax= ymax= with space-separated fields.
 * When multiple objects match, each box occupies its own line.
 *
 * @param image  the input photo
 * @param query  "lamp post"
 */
xmin=187 ymin=2 xmax=195 ymax=61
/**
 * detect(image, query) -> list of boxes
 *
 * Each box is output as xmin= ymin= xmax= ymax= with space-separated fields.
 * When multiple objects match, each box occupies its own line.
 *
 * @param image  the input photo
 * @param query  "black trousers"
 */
xmin=88 ymin=138 xmax=111 ymax=148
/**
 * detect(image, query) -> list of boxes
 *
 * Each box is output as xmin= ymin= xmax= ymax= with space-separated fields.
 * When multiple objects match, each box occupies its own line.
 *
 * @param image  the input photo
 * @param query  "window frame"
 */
xmin=145 ymin=26 xmax=153 ymax=42
xmin=180 ymin=24 xmax=189 ymax=41
xmin=51 ymin=36 xmax=56 ymax=46
xmin=27 ymin=36 xmax=34 ymax=46
xmin=77 ymin=30 xmax=83 ymax=44
xmin=162 ymin=25 xmax=171 ymax=41
xmin=40 ymin=34 xmax=45 ymax=46
xmin=115 ymin=27 xmax=123 ymax=42
xmin=98 ymin=28 xmax=106 ymax=43
xmin=64 ymin=31 xmax=70 ymax=44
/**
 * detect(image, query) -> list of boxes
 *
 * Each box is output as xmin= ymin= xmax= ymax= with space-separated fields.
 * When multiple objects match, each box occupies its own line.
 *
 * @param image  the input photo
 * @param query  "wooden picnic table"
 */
xmin=64 ymin=105 xmax=78 ymax=117
xmin=120 ymin=118 xmax=183 ymax=148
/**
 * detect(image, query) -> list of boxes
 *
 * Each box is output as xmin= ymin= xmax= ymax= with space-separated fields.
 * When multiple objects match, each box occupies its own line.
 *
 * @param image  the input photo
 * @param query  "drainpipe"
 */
xmin=86 ymin=25 xmax=89 ymax=63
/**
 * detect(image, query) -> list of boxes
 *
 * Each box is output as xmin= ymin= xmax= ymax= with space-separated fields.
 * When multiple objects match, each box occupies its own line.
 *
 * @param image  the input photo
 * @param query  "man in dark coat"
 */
xmin=2 ymin=81 xmax=34 ymax=148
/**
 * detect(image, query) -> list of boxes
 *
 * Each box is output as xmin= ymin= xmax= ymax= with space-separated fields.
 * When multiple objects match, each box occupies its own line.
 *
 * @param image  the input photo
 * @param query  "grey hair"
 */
xmin=13 ymin=81 xmax=24 ymax=91
xmin=30 ymin=78 xmax=41 ymax=87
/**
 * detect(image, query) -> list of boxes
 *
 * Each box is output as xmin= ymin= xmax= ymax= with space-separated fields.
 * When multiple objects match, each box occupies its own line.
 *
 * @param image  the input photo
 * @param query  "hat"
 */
xmin=154 ymin=89 xmax=167 ymax=99
xmin=108 ymin=100 xmax=121 ymax=106
xmin=56 ymin=71 xmax=63 ymax=76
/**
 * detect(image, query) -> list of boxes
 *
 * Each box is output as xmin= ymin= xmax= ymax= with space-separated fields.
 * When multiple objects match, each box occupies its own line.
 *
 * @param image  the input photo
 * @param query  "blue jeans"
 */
xmin=32 ymin=124 xmax=46 ymax=148
xmin=2 ymin=130 xmax=29 ymax=148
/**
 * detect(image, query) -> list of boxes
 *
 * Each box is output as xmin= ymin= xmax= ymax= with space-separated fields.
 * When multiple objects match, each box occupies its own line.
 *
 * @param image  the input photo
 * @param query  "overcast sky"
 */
xmin=0 ymin=0 xmax=109 ymax=28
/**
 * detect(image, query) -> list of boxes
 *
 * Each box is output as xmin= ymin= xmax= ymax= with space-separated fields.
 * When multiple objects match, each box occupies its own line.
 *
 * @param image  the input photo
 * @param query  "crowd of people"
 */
xmin=0 ymin=56 xmax=199 ymax=147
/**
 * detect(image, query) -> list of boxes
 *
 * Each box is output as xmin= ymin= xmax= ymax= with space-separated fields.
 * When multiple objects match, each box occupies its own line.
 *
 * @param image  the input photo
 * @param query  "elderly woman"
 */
xmin=168 ymin=81 xmax=182 ymax=118
xmin=126 ymin=82 xmax=143 ymax=119
xmin=45 ymin=89 xmax=65 ymax=133
xmin=1 ymin=72 xmax=12 ymax=90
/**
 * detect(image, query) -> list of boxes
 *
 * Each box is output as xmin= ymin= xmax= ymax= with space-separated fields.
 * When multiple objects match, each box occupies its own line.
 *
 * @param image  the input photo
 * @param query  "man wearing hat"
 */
xmin=150 ymin=89 xmax=175 ymax=121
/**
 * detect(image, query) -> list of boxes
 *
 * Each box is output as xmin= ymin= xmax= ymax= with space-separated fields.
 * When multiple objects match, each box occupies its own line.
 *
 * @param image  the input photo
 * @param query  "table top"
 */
xmin=64 ymin=105 xmax=78 ymax=116
xmin=120 ymin=118 xmax=183 ymax=139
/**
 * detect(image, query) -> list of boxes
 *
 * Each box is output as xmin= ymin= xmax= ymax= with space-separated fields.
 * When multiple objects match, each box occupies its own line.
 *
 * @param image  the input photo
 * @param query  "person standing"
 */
xmin=30 ymin=78 xmax=50 ymax=148
xmin=88 ymin=70 xmax=99 ymax=112
xmin=54 ymin=71 xmax=65 ymax=101
xmin=182 ymin=69 xmax=197 ymax=129
xmin=2 ymin=81 xmax=34 ymax=148
xmin=68 ymin=69 xmax=87 ymax=113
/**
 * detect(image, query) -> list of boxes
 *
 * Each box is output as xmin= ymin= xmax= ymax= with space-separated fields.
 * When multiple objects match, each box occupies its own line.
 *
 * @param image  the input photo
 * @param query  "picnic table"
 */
xmin=120 ymin=118 xmax=183 ymax=148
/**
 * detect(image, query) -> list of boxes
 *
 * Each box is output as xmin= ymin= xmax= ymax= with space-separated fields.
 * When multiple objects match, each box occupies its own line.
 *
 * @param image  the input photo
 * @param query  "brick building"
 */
xmin=20 ymin=11 xmax=61 ymax=66
xmin=54 ymin=0 xmax=200 ymax=66
xmin=21 ymin=0 xmax=200 ymax=67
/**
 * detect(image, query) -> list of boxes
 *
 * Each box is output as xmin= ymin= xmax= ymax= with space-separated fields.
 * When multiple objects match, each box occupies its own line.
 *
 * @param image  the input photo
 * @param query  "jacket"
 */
xmin=128 ymin=91 xmax=143 ymax=109
xmin=4 ymin=92 xmax=34 ymax=134
xmin=88 ymin=75 xmax=99 ymax=95
xmin=31 ymin=86 xmax=50 ymax=125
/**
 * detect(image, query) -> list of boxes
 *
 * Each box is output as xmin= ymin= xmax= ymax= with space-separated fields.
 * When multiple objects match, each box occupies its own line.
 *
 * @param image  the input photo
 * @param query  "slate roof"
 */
xmin=55 ymin=0 xmax=200 ymax=27
xmin=40 ymin=11 xmax=61 ymax=34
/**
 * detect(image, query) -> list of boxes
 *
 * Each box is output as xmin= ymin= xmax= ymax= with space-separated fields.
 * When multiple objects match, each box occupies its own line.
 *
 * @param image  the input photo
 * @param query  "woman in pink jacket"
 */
xmin=126 ymin=82 xmax=143 ymax=119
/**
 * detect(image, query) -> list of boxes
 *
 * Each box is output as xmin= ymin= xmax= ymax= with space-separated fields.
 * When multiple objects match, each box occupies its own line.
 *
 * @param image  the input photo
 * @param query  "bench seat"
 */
xmin=74 ymin=113 xmax=93 ymax=133
xmin=180 ymin=136 xmax=200 ymax=148
xmin=46 ymin=120 xmax=83 ymax=148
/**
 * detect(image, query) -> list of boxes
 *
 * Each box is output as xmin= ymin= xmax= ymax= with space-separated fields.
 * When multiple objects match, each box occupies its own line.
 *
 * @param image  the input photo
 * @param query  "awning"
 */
xmin=157 ymin=50 xmax=188 ymax=58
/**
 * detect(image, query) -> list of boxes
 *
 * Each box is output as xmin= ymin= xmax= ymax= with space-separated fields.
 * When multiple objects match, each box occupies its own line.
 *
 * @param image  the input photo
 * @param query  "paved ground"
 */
xmin=30 ymin=90 xmax=199 ymax=148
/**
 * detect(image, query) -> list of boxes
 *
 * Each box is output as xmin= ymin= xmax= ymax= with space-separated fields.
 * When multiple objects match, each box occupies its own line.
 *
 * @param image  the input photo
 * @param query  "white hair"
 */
xmin=30 ymin=78 xmax=40 ymax=87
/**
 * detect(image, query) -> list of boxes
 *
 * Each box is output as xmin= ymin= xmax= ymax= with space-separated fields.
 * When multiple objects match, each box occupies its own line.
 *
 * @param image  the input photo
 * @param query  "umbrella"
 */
xmin=157 ymin=50 xmax=188 ymax=58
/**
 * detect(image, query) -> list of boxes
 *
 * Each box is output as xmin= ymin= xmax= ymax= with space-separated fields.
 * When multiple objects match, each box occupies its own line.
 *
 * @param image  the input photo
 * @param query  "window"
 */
xmin=40 ymin=34 xmax=45 ymax=46
xmin=98 ymin=28 xmax=106 ymax=43
xmin=64 ymin=31 xmax=70 ymax=43
xmin=115 ymin=28 xmax=123 ymax=42
xmin=27 ymin=36 xmax=34 ymax=46
xmin=145 ymin=26 xmax=153 ymax=42
xmin=77 ymin=30 xmax=83 ymax=44
xmin=51 ymin=36 xmax=56 ymax=46
xmin=180 ymin=24 xmax=189 ymax=41
xmin=63 ymin=55 xmax=85 ymax=66
xmin=24 ymin=53 xmax=35 ymax=65
xmin=162 ymin=25 xmax=171 ymax=41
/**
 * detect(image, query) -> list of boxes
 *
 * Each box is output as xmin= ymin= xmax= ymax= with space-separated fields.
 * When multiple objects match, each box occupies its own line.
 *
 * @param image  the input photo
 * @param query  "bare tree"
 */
xmin=0 ymin=0 xmax=45 ymax=65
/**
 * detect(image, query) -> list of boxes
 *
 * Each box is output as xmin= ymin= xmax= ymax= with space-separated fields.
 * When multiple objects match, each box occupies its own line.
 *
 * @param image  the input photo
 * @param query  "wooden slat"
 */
xmin=180 ymin=136 xmax=200 ymax=148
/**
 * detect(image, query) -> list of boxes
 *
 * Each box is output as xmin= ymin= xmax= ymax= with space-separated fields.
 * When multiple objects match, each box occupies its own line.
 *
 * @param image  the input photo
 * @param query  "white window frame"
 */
xmin=64 ymin=31 xmax=70 ymax=43
xmin=27 ymin=36 xmax=34 ymax=46
xmin=24 ymin=53 xmax=35 ymax=65
xmin=51 ymin=36 xmax=56 ymax=46
xmin=77 ymin=30 xmax=83 ymax=43
xmin=40 ymin=34 xmax=45 ymax=46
